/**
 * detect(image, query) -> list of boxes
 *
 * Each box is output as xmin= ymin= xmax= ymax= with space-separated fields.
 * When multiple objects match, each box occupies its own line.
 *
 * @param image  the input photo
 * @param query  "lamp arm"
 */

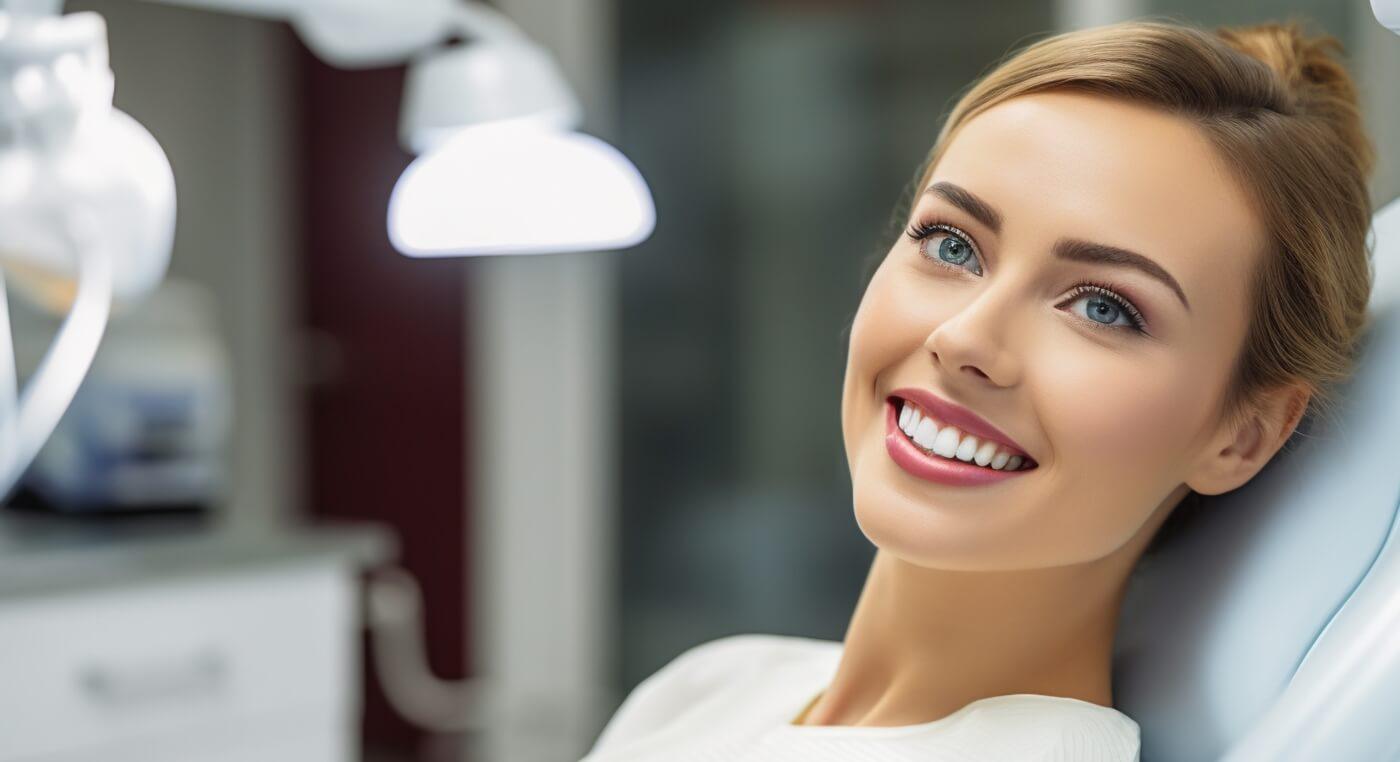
xmin=0 ymin=0 xmax=530 ymax=68
xmin=126 ymin=0 xmax=527 ymax=68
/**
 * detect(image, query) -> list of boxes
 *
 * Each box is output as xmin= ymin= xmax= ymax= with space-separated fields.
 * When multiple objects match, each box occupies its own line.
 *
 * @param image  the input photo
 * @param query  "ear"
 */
xmin=1187 ymin=382 xmax=1311 ymax=497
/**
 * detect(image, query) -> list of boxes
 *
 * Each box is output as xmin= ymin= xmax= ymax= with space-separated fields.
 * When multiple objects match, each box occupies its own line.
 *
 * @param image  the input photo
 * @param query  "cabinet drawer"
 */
xmin=23 ymin=707 xmax=348 ymax=762
xmin=0 ymin=561 xmax=355 ymax=760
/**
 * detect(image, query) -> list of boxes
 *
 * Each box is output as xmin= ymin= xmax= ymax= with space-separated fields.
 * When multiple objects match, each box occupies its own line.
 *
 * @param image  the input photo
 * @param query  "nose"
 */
xmin=923 ymin=277 xmax=1021 ymax=387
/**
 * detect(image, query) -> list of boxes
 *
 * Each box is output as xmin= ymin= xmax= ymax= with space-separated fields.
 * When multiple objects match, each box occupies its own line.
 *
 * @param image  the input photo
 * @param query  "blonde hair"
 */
xmin=907 ymin=18 xmax=1375 ymax=433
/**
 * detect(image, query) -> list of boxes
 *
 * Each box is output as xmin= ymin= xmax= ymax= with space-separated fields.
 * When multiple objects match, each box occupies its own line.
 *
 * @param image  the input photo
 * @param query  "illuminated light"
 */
xmin=388 ymin=122 xmax=655 ymax=256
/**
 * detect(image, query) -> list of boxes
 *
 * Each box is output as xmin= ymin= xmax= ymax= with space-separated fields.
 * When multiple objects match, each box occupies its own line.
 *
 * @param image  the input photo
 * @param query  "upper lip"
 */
xmin=888 ymin=387 xmax=1035 ymax=463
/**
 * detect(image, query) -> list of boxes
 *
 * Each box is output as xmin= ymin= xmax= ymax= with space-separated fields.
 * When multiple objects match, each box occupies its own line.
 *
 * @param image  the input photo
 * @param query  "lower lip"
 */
xmin=883 ymin=398 xmax=1034 ymax=486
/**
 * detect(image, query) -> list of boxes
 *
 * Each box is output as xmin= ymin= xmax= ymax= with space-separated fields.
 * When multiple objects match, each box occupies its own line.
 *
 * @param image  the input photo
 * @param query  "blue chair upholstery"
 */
xmin=1113 ymin=195 xmax=1400 ymax=761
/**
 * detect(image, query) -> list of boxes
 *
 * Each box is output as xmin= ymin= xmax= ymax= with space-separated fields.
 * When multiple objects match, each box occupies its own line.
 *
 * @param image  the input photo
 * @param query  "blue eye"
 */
xmin=1063 ymin=283 xmax=1149 ymax=334
xmin=907 ymin=220 xmax=982 ymax=276
xmin=904 ymin=218 xmax=1151 ymax=337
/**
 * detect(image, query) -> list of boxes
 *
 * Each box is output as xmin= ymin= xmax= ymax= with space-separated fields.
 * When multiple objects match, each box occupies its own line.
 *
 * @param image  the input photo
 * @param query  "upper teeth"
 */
xmin=897 ymin=401 xmax=1030 ymax=471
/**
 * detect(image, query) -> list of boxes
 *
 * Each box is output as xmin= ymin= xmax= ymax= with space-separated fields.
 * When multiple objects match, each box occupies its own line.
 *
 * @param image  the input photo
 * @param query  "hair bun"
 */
xmin=1216 ymin=20 xmax=1374 ymax=179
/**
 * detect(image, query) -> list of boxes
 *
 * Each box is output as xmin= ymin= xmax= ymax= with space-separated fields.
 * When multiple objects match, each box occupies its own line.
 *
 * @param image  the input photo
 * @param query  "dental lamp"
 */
xmin=0 ymin=0 xmax=653 ymax=498
xmin=0 ymin=3 xmax=649 ymax=733
xmin=44 ymin=0 xmax=657 ymax=256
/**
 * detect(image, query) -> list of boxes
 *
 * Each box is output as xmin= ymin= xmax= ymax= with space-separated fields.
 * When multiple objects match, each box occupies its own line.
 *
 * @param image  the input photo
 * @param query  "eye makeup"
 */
xmin=904 ymin=215 xmax=1154 ymax=337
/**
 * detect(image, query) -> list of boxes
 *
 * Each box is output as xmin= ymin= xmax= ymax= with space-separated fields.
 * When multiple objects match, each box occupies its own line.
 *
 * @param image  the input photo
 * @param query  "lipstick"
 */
xmin=890 ymin=387 xmax=1032 ymax=459
xmin=883 ymin=398 xmax=1033 ymax=486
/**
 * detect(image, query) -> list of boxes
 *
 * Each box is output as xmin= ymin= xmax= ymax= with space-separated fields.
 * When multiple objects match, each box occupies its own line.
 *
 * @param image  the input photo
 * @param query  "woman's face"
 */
xmin=841 ymin=90 xmax=1269 ymax=570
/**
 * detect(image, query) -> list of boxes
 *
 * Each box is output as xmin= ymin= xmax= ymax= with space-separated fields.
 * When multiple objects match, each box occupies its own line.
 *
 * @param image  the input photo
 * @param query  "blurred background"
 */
xmin=2 ymin=0 xmax=1399 ymax=761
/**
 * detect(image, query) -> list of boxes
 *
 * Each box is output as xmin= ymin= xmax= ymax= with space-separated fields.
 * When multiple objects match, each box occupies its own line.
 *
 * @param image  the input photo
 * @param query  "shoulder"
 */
xmin=585 ymin=633 xmax=835 ymax=756
xmin=956 ymin=695 xmax=1141 ymax=762
xmin=1047 ymin=705 xmax=1140 ymax=762
xmin=624 ymin=632 xmax=832 ymax=693
xmin=1040 ymin=700 xmax=1139 ymax=762
xmin=661 ymin=632 xmax=830 ymax=677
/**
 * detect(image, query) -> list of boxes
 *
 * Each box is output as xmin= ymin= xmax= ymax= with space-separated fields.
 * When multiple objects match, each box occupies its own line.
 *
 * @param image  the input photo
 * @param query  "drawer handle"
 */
xmin=78 ymin=648 xmax=228 ymax=707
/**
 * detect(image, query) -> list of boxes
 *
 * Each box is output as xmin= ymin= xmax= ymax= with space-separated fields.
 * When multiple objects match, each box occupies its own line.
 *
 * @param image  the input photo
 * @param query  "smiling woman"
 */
xmin=850 ymin=88 xmax=1279 ymax=561
xmin=582 ymin=17 xmax=1375 ymax=762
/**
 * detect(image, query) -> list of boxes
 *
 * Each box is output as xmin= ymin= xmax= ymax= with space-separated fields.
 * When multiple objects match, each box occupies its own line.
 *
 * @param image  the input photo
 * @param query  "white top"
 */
xmin=580 ymin=633 xmax=1140 ymax=762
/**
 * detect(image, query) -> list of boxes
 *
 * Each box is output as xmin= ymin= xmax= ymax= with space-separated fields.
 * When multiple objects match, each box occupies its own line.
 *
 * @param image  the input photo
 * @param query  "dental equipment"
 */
xmin=0 ymin=0 xmax=650 ymax=737
xmin=0 ymin=0 xmax=654 ymax=506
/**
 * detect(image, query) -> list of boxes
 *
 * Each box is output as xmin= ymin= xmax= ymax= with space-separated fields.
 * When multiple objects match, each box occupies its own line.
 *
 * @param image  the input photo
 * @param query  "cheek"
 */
xmin=1027 ymin=341 xmax=1212 ymax=552
xmin=847 ymin=258 xmax=947 ymax=372
xmin=842 ymin=263 xmax=922 ymax=455
xmin=849 ymin=267 xmax=922 ymax=365
xmin=1039 ymin=350 xmax=1203 ymax=471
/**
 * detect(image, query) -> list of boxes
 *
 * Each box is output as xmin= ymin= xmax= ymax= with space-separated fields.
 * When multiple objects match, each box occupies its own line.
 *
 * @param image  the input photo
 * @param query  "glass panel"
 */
xmin=614 ymin=0 xmax=1053 ymax=691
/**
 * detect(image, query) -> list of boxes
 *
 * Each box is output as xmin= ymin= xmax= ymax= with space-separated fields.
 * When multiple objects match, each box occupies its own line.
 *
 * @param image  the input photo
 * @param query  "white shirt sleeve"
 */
xmin=585 ymin=634 xmax=763 ymax=755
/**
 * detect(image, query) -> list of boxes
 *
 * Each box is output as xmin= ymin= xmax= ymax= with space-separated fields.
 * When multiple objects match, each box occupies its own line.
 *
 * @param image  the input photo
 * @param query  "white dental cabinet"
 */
xmin=0 ymin=514 xmax=393 ymax=762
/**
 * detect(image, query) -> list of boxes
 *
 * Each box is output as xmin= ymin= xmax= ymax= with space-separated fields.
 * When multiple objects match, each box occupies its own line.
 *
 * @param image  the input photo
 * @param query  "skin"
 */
xmin=799 ymin=90 xmax=1310 ymax=727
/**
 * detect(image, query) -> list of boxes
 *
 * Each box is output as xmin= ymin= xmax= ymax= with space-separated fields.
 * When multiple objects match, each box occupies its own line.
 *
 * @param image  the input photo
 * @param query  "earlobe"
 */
xmin=1187 ymin=383 xmax=1311 ymax=497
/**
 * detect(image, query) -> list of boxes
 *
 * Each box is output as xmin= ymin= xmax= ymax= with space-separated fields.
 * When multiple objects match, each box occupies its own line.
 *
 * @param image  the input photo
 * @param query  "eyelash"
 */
xmin=904 ymin=218 xmax=1150 ymax=336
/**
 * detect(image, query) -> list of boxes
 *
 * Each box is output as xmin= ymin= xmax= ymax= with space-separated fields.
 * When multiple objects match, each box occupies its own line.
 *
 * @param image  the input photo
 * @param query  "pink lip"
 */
xmin=884 ymin=399 xmax=1033 ymax=486
xmin=888 ymin=387 xmax=1032 ymax=461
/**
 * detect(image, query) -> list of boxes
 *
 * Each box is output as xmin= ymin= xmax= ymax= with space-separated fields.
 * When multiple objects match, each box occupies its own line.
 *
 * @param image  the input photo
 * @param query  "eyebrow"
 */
xmin=923 ymin=181 xmax=1192 ymax=312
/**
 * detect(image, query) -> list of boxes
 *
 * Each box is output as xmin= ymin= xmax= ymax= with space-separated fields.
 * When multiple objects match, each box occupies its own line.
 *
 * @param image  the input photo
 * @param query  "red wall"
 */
xmin=295 ymin=44 xmax=473 ymax=758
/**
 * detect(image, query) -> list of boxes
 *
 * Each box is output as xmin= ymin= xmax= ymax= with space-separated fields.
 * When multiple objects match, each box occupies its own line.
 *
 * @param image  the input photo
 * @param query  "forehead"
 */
xmin=932 ymin=90 xmax=1266 ymax=321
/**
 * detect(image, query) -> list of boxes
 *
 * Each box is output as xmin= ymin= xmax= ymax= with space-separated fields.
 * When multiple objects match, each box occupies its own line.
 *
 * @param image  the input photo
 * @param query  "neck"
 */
xmin=800 ymin=516 xmax=1163 ymax=727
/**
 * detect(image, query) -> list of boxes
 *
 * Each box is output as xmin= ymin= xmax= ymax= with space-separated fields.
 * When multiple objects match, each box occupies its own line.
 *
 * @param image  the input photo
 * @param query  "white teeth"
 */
xmin=931 ymin=427 xmax=961 ymax=458
xmin=954 ymin=435 xmax=980 ymax=462
xmin=913 ymin=418 xmax=939 ymax=450
xmin=896 ymin=399 xmax=1032 ymax=472
xmin=904 ymin=406 xmax=922 ymax=437
xmin=974 ymin=440 xmax=997 ymax=466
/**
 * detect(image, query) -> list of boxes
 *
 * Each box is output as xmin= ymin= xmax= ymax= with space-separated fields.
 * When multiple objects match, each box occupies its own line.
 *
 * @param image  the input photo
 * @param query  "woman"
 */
xmin=581 ymin=17 xmax=1375 ymax=762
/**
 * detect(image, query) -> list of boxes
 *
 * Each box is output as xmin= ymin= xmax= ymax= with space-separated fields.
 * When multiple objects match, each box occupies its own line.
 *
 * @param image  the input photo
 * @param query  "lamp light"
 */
xmin=389 ymin=120 xmax=655 ymax=256
xmin=387 ymin=12 xmax=654 ymax=256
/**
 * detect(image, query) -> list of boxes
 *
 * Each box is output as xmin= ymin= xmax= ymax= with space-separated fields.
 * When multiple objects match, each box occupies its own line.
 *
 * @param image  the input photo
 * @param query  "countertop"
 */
xmin=0 ymin=509 xmax=397 ymax=598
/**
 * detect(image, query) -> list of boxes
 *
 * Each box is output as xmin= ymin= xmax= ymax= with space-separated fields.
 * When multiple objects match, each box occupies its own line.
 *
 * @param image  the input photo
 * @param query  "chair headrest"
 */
xmin=1114 ymin=196 xmax=1400 ymax=761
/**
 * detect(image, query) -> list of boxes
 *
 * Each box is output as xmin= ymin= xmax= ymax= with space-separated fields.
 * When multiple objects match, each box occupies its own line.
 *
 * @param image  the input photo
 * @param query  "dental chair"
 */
xmin=1114 ymin=194 xmax=1400 ymax=761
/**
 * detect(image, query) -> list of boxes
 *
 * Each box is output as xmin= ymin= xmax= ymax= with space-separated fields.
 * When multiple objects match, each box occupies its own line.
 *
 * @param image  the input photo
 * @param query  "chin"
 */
xmin=849 ymin=457 xmax=1020 ymax=572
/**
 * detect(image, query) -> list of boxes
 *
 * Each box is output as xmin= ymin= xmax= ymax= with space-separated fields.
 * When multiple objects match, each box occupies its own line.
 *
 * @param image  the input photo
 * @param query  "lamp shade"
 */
xmin=387 ymin=122 xmax=655 ymax=257
xmin=398 ymin=36 xmax=580 ymax=155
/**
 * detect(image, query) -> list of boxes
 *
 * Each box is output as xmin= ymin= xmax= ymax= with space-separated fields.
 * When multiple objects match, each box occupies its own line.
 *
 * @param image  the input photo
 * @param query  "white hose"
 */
xmin=0 ymin=268 xmax=18 ymax=477
xmin=0 ymin=215 xmax=112 ymax=496
xmin=365 ymin=564 xmax=497 ymax=733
